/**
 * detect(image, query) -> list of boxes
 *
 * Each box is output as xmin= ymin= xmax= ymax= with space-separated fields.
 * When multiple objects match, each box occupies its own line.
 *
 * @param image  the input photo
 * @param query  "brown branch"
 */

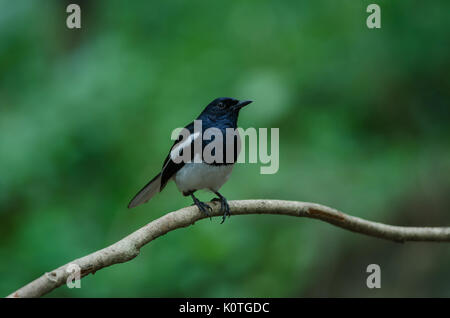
xmin=7 ymin=199 xmax=450 ymax=298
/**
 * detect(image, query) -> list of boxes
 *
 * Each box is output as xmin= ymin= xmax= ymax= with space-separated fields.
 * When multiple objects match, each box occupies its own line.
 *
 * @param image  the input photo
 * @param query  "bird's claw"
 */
xmin=219 ymin=198 xmax=231 ymax=224
xmin=195 ymin=200 xmax=212 ymax=220
xmin=211 ymin=197 xmax=230 ymax=223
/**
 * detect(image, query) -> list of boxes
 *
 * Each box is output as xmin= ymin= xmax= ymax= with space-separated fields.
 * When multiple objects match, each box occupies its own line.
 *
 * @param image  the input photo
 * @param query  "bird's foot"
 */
xmin=194 ymin=199 xmax=212 ymax=220
xmin=213 ymin=196 xmax=230 ymax=224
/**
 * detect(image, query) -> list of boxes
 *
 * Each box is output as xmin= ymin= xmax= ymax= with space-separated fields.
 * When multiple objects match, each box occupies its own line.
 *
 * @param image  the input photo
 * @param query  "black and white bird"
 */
xmin=128 ymin=97 xmax=252 ymax=223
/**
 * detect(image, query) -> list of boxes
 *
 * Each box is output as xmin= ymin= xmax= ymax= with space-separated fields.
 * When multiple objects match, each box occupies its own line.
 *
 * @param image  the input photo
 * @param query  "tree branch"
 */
xmin=7 ymin=199 xmax=450 ymax=298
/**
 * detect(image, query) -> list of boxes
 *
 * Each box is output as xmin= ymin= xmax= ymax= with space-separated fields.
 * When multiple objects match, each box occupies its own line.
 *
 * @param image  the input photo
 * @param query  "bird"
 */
xmin=128 ymin=97 xmax=252 ymax=223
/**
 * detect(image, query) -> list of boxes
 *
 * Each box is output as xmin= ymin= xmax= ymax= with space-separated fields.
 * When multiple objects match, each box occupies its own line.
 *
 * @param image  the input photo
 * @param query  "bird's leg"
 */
xmin=213 ymin=191 xmax=230 ymax=224
xmin=190 ymin=193 xmax=212 ymax=220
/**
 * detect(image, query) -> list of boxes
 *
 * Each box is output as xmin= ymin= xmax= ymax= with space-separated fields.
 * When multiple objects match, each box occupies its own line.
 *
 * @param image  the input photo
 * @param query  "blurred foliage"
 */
xmin=1 ymin=0 xmax=449 ymax=297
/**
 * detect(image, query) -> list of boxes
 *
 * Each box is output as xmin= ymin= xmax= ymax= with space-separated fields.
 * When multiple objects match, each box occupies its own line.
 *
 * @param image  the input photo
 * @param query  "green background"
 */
xmin=1 ymin=0 xmax=449 ymax=297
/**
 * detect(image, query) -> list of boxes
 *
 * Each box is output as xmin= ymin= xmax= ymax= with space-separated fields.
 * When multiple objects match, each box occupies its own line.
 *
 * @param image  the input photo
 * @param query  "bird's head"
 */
xmin=200 ymin=97 xmax=252 ymax=120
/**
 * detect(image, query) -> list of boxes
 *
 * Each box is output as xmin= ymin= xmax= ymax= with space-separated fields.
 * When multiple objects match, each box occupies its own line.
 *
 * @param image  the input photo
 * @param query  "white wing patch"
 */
xmin=169 ymin=131 xmax=201 ymax=164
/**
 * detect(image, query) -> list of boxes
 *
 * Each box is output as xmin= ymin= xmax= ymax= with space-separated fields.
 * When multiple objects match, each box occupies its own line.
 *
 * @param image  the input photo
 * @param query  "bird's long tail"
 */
xmin=128 ymin=173 xmax=162 ymax=208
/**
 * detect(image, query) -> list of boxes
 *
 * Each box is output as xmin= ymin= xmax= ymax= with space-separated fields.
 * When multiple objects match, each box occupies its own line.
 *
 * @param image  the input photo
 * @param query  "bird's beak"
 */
xmin=234 ymin=100 xmax=253 ymax=110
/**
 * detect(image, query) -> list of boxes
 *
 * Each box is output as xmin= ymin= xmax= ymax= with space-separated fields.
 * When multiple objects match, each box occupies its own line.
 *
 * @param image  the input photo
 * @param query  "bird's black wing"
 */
xmin=128 ymin=122 xmax=197 ymax=208
xmin=159 ymin=122 xmax=196 ymax=191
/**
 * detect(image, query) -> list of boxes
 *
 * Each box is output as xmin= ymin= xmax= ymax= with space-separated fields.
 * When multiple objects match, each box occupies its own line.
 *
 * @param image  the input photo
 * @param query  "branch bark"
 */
xmin=7 ymin=199 xmax=450 ymax=298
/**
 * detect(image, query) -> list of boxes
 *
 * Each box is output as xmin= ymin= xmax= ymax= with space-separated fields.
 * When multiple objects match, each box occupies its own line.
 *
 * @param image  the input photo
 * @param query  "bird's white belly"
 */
xmin=174 ymin=163 xmax=234 ymax=193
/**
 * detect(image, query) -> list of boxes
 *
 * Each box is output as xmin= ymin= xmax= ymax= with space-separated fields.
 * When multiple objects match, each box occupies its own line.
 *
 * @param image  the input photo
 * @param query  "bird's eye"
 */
xmin=218 ymin=102 xmax=226 ymax=109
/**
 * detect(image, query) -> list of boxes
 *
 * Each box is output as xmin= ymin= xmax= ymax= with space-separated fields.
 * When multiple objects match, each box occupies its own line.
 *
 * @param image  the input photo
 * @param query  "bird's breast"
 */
xmin=206 ymin=127 xmax=241 ymax=164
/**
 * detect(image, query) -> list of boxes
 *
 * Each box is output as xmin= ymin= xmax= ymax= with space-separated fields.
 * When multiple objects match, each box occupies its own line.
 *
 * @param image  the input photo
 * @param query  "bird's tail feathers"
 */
xmin=128 ymin=173 xmax=162 ymax=209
